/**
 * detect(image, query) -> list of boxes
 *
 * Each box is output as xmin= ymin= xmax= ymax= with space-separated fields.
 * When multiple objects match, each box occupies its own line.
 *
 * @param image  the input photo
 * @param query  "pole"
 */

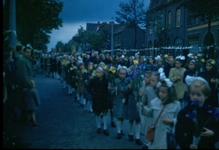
xmin=110 ymin=21 xmax=114 ymax=56
xmin=9 ymin=0 xmax=16 ymax=46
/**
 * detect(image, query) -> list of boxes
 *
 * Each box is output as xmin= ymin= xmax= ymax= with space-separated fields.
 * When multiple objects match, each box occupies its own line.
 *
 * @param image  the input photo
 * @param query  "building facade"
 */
xmin=146 ymin=0 xmax=219 ymax=58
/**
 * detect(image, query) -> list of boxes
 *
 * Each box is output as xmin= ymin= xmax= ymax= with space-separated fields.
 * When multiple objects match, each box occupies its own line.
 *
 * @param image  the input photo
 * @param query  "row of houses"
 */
xmin=85 ymin=0 xmax=219 ymax=58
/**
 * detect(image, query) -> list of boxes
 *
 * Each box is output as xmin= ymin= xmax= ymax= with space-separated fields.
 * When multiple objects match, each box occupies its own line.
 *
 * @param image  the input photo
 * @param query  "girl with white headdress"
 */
xmin=111 ymin=65 xmax=129 ymax=139
xmin=141 ymin=78 xmax=181 ymax=149
xmin=175 ymin=76 xmax=219 ymax=149
xmin=87 ymin=66 xmax=111 ymax=136
xmin=169 ymin=57 xmax=186 ymax=106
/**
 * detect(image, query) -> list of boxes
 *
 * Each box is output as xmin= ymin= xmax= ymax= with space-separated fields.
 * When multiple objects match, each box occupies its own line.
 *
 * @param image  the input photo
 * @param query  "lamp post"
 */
xmin=110 ymin=21 xmax=114 ymax=56
xmin=9 ymin=0 xmax=16 ymax=46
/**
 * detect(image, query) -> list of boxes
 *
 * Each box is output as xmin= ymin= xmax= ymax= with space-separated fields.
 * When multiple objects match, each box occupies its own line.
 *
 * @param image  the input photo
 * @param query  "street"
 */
xmin=11 ymin=73 xmax=219 ymax=149
xmin=15 ymin=74 xmax=146 ymax=149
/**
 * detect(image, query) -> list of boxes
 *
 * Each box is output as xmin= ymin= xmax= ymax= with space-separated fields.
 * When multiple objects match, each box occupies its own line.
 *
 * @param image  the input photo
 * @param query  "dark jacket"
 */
xmin=23 ymin=88 xmax=41 ymax=111
xmin=87 ymin=76 xmax=110 ymax=114
xmin=164 ymin=63 xmax=172 ymax=78
xmin=198 ymin=71 xmax=219 ymax=107
xmin=175 ymin=103 xmax=219 ymax=149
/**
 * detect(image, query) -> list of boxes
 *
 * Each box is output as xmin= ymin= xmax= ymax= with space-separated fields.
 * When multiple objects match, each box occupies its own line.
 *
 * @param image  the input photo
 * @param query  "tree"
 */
xmin=55 ymin=41 xmax=64 ymax=52
xmin=63 ymin=43 xmax=71 ymax=53
xmin=3 ymin=0 xmax=63 ymax=50
xmin=114 ymin=0 xmax=146 ymax=49
xmin=87 ymin=32 xmax=106 ymax=50
xmin=72 ymin=26 xmax=89 ymax=51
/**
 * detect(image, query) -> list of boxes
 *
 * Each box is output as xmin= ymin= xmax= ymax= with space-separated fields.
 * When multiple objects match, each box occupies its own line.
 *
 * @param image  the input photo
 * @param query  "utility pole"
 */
xmin=9 ymin=0 xmax=16 ymax=46
xmin=110 ymin=21 xmax=114 ymax=56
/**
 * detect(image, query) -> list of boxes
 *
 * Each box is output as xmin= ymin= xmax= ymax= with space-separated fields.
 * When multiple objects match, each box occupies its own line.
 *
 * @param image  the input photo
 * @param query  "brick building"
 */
xmin=146 ymin=0 xmax=219 ymax=58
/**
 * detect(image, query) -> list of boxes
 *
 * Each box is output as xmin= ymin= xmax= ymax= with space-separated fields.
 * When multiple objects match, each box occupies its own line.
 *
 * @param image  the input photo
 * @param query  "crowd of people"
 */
xmin=3 ymin=45 xmax=219 ymax=149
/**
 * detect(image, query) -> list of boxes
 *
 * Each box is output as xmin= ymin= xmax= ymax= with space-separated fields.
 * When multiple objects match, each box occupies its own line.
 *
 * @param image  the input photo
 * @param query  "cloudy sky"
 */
xmin=46 ymin=0 xmax=150 ymax=51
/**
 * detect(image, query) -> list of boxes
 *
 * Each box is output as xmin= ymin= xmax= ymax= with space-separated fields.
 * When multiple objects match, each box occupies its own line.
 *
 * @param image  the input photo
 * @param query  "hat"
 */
xmin=99 ymin=62 xmax=105 ymax=66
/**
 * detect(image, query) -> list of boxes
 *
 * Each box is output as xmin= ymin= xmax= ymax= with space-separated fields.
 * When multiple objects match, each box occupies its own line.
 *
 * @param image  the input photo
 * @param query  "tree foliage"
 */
xmin=114 ymin=0 xmax=146 ymax=49
xmin=3 ymin=0 xmax=63 ymax=50
xmin=72 ymin=26 xmax=110 ymax=51
xmin=72 ymin=26 xmax=89 ymax=50
xmin=115 ymin=0 xmax=146 ymax=28
xmin=55 ymin=41 xmax=64 ymax=52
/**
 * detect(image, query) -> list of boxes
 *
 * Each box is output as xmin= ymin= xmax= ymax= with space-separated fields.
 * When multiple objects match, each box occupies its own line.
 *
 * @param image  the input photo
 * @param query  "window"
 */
xmin=176 ymin=8 xmax=181 ymax=27
xmin=149 ymin=28 xmax=153 ymax=34
xmin=174 ymin=37 xmax=182 ymax=46
xmin=148 ymin=41 xmax=152 ymax=48
xmin=195 ymin=17 xmax=199 ymax=24
xmin=168 ymin=11 xmax=171 ymax=25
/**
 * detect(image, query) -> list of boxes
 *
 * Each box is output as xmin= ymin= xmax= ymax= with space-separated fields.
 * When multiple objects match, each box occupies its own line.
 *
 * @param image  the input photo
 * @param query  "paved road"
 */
xmin=16 ymin=74 xmax=146 ymax=149
xmin=13 ymin=74 xmax=219 ymax=149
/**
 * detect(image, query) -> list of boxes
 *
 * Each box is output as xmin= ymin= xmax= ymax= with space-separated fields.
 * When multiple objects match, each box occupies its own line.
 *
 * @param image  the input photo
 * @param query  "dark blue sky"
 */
xmin=47 ymin=0 xmax=150 ymax=51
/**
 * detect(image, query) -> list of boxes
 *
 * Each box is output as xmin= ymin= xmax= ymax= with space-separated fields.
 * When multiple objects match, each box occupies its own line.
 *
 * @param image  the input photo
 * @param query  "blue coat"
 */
xmin=23 ymin=88 xmax=41 ymax=111
xmin=122 ymin=78 xmax=140 ymax=121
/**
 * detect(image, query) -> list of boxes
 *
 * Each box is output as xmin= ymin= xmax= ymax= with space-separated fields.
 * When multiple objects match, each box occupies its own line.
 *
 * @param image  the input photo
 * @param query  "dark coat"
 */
xmin=198 ymin=71 xmax=219 ymax=107
xmin=82 ymin=70 xmax=93 ymax=100
xmin=23 ymin=88 xmax=41 ymax=111
xmin=175 ymin=103 xmax=219 ymax=149
xmin=57 ymin=61 xmax=62 ymax=75
xmin=16 ymin=56 xmax=33 ymax=89
xmin=164 ymin=63 xmax=172 ymax=78
xmin=65 ymin=63 xmax=73 ymax=84
xmin=122 ymin=77 xmax=140 ymax=121
xmin=76 ymin=70 xmax=84 ymax=94
xmin=87 ymin=76 xmax=110 ymax=114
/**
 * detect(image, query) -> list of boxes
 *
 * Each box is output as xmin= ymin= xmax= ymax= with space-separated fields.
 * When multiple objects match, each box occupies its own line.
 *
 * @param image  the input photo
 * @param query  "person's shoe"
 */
xmin=135 ymin=139 xmax=143 ymax=145
xmin=97 ymin=128 xmax=102 ymax=133
xmin=103 ymin=129 xmax=109 ymax=135
xmin=128 ymin=134 xmax=134 ymax=141
xmin=142 ymin=143 xmax=148 ymax=149
xmin=121 ymin=130 xmax=125 ymax=135
xmin=117 ymin=133 xmax=122 ymax=139
xmin=111 ymin=122 xmax=116 ymax=127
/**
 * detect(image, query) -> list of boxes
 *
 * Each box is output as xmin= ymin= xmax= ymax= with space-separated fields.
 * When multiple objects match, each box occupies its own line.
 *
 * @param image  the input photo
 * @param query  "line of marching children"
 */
xmin=42 ymin=51 xmax=219 ymax=149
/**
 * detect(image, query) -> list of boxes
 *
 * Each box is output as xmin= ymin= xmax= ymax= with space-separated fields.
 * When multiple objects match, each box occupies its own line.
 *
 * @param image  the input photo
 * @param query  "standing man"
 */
xmin=16 ymin=45 xmax=34 ymax=122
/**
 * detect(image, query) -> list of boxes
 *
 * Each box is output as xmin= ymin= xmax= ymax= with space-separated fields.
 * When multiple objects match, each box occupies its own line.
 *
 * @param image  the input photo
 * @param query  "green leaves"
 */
xmin=3 ymin=0 xmax=63 ymax=49
xmin=115 ymin=0 xmax=146 ymax=27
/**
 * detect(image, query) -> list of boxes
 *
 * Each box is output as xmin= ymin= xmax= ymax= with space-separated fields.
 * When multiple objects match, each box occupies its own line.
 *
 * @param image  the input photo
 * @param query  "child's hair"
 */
xmin=145 ymin=70 xmax=152 ymax=76
xmin=98 ymin=62 xmax=105 ymax=67
xmin=184 ymin=59 xmax=196 ymax=70
xmin=28 ymin=80 xmax=35 ymax=88
xmin=147 ymin=56 xmax=154 ymax=64
xmin=157 ymin=81 xmax=178 ymax=105
xmin=151 ymin=71 xmax=160 ymax=81
xmin=157 ymin=58 xmax=163 ymax=62
xmin=189 ymin=79 xmax=211 ymax=98
xmin=173 ymin=58 xmax=182 ymax=67
xmin=117 ymin=67 xmax=127 ymax=73
xmin=79 ymin=62 xmax=84 ymax=67
xmin=206 ymin=59 xmax=217 ymax=73
xmin=167 ymin=56 xmax=173 ymax=61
